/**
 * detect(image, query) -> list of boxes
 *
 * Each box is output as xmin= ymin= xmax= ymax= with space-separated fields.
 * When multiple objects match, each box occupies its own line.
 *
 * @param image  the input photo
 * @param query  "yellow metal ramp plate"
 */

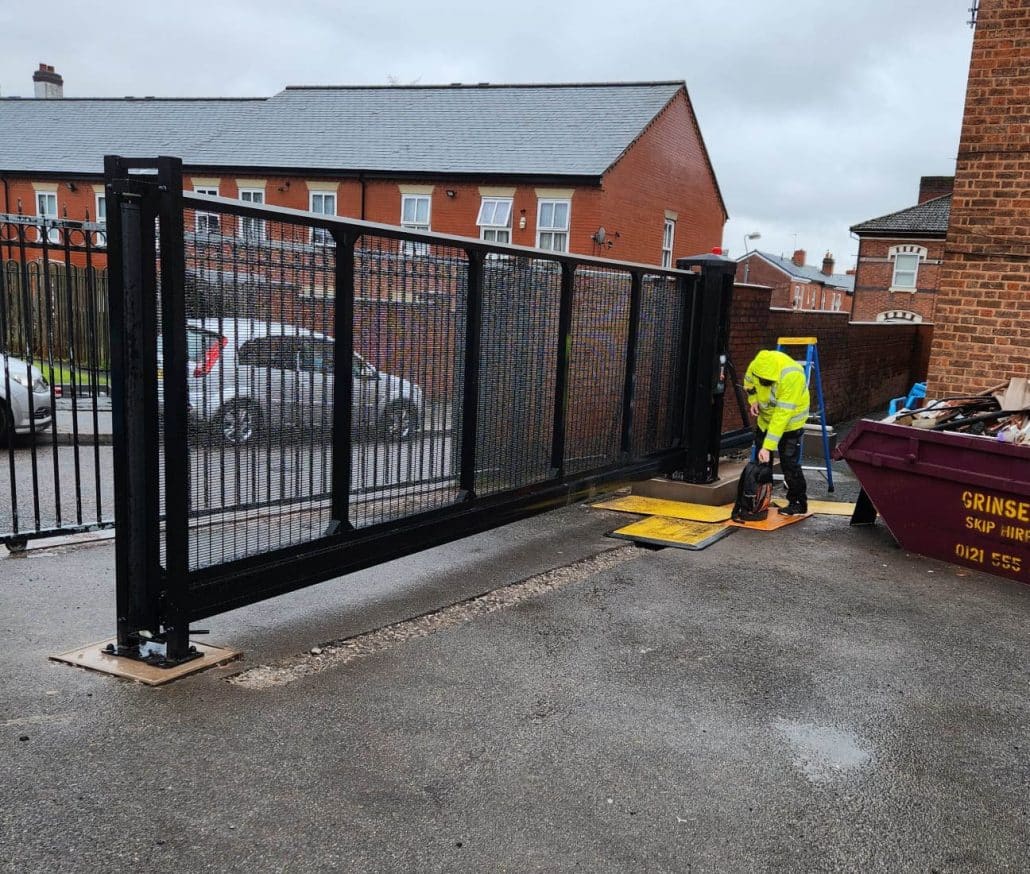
xmin=609 ymin=516 xmax=733 ymax=550
xmin=773 ymin=500 xmax=856 ymax=516
xmin=592 ymin=495 xmax=734 ymax=523
xmin=727 ymin=512 xmax=811 ymax=531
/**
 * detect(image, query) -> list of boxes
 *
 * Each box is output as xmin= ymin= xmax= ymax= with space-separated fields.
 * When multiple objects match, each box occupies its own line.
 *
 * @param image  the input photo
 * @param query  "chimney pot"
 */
xmin=791 ymin=248 xmax=806 ymax=267
xmin=821 ymin=251 xmax=835 ymax=276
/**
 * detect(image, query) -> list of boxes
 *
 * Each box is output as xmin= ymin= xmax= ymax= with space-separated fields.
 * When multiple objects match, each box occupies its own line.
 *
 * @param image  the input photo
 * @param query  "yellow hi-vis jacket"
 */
xmin=743 ymin=350 xmax=810 ymax=452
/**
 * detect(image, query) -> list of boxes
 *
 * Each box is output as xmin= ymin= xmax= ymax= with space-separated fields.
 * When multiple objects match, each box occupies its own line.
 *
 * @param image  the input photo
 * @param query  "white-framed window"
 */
xmin=793 ymin=285 xmax=803 ymax=309
xmin=194 ymin=186 xmax=220 ymax=235
xmin=477 ymin=197 xmax=512 ymax=245
xmin=310 ymin=191 xmax=336 ymax=246
xmin=891 ymin=253 xmax=920 ymax=289
xmin=94 ymin=192 xmax=107 ymax=247
xmin=661 ymin=219 xmax=675 ymax=268
xmin=36 ymin=191 xmax=59 ymax=243
xmin=401 ymin=194 xmax=431 ymax=256
xmin=832 ymin=293 xmax=842 ymax=312
xmin=239 ymin=188 xmax=265 ymax=241
xmin=536 ymin=199 xmax=570 ymax=252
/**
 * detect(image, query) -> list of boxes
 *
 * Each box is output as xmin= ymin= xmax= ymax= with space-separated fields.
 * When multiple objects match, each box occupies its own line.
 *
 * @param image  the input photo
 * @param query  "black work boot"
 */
xmin=778 ymin=501 xmax=808 ymax=516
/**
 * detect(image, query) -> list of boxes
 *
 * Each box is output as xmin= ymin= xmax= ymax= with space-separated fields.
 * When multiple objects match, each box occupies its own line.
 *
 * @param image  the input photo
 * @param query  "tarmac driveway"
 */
xmin=1 ymin=504 xmax=1027 ymax=872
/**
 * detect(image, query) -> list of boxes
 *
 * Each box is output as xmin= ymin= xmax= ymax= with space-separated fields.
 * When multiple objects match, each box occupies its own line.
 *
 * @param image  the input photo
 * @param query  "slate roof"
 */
xmin=850 ymin=194 xmax=951 ymax=235
xmin=744 ymin=251 xmax=855 ymax=292
xmin=0 ymin=82 xmax=697 ymax=181
xmin=0 ymin=98 xmax=263 ymax=175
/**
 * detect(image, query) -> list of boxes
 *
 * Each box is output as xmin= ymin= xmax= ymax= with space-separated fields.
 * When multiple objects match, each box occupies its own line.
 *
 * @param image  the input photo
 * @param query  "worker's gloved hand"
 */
xmin=757 ymin=448 xmax=771 ymax=464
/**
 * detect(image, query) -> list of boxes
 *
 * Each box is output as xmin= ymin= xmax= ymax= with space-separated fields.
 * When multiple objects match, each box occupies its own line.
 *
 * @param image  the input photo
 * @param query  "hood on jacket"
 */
xmin=751 ymin=349 xmax=788 ymax=382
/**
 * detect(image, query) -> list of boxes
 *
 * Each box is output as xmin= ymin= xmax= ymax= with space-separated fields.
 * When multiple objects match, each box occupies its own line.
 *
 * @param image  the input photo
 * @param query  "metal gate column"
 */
xmin=677 ymin=252 xmax=737 ymax=484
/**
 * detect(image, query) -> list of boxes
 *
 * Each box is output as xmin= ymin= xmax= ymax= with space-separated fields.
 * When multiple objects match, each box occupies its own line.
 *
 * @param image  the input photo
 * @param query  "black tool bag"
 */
xmin=731 ymin=461 xmax=774 ymax=522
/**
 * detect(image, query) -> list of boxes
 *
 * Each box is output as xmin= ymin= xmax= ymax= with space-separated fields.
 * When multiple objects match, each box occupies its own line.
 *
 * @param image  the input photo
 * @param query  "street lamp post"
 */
xmin=742 ymin=232 xmax=761 ymax=282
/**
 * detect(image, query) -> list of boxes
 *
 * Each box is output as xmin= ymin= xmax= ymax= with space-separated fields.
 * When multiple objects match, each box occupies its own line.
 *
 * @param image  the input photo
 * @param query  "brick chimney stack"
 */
xmin=791 ymin=249 xmax=806 ymax=267
xmin=821 ymin=252 xmax=835 ymax=276
xmin=32 ymin=64 xmax=63 ymax=99
xmin=918 ymin=175 xmax=954 ymax=203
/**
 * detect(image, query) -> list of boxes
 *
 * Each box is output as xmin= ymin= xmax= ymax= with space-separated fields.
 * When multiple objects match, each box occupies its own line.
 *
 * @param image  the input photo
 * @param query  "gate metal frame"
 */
xmin=105 ymin=156 xmax=735 ymax=664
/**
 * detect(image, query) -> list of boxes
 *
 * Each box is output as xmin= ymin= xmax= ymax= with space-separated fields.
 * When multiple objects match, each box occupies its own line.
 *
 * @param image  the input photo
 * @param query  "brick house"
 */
xmin=734 ymin=249 xmax=854 ymax=313
xmin=0 ymin=74 xmax=727 ymax=268
xmin=849 ymin=177 xmax=953 ymax=324
xmin=927 ymin=0 xmax=1030 ymax=394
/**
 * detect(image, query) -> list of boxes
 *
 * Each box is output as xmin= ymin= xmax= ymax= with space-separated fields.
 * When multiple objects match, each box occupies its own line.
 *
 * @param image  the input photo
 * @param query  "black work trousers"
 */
xmin=755 ymin=427 xmax=807 ymax=507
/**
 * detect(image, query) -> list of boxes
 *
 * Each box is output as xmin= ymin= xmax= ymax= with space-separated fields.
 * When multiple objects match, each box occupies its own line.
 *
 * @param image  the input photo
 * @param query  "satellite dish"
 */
xmin=592 ymin=226 xmax=607 ymax=245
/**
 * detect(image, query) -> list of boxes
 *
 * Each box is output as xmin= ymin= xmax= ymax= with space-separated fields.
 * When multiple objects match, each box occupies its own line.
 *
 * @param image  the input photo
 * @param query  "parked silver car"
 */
xmin=0 ymin=355 xmax=53 ymax=443
xmin=180 ymin=319 xmax=423 ymax=445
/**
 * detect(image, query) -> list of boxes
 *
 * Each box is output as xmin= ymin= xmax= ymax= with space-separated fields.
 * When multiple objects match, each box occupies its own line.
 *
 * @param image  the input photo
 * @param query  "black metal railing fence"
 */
xmin=0 ymin=212 xmax=113 ymax=548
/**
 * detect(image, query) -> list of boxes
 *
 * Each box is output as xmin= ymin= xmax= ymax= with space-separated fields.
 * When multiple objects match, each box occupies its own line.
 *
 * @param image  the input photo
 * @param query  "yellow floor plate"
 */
xmin=773 ymin=500 xmax=856 ymax=516
xmin=609 ymin=516 xmax=733 ymax=550
xmin=592 ymin=495 xmax=734 ymax=523
xmin=51 ymin=639 xmax=242 ymax=686
xmin=727 ymin=512 xmax=811 ymax=531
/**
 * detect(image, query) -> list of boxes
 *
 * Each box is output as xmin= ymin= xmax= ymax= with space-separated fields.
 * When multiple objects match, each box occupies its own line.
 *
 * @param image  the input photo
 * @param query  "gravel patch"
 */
xmin=229 ymin=544 xmax=637 ymax=689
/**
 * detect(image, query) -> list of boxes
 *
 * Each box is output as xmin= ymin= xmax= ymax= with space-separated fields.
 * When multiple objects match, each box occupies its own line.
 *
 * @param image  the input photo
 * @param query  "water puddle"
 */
xmin=773 ymin=718 xmax=872 ymax=782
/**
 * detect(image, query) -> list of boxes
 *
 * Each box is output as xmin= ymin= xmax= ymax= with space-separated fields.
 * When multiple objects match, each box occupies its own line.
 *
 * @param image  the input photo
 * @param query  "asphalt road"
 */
xmin=1 ymin=504 xmax=1027 ymax=872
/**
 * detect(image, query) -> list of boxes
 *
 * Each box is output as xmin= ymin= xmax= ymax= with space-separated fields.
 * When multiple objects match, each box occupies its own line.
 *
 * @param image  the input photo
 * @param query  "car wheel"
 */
xmin=379 ymin=401 xmax=419 ymax=442
xmin=219 ymin=401 xmax=261 ymax=445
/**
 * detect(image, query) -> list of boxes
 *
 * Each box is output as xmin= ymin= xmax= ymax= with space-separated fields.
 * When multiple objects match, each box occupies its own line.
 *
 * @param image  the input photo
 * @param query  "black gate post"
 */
xmin=155 ymin=156 xmax=192 ymax=661
xmin=676 ymin=252 xmax=737 ymax=484
xmin=105 ymin=156 xmax=163 ymax=654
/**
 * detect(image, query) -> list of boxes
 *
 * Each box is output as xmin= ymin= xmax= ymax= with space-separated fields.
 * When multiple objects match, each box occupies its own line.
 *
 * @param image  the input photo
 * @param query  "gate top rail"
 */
xmin=182 ymin=192 xmax=697 ymax=278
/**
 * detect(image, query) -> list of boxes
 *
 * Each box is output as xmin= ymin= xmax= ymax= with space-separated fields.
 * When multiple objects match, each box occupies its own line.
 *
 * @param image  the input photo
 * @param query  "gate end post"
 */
xmin=675 ymin=251 xmax=737 ymax=484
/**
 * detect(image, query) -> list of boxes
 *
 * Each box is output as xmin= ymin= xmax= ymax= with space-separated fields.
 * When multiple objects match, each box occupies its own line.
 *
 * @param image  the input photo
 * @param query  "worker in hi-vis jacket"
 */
xmin=743 ymin=349 xmax=810 ymax=516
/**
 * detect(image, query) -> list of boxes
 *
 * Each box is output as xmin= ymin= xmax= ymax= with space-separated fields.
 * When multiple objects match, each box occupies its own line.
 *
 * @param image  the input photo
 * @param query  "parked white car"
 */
xmin=0 ymin=355 xmax=53 ymax=443
xmin=180 ymin=319 xmax=423 ymax=445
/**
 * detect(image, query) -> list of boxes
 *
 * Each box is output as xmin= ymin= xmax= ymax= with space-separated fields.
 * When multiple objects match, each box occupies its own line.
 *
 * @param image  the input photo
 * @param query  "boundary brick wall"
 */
xmin=724 ymin=283 xmax=933 ymax=433
xmin=927 ymin=0 xmax=1030 ymax=393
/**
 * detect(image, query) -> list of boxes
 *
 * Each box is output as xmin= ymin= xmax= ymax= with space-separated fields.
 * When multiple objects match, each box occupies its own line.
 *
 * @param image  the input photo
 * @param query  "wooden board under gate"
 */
xmin=51 ymin=640 xmax=241 ymax=685
xmin=608 ymin=516 xmax=734 ymax=550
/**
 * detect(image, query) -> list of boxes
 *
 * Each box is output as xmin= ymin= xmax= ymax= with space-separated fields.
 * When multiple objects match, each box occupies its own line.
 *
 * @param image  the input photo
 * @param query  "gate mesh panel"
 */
xmin=349 ymin=237 xmax=466 ymax=529
xmin=476 ymin=257 xmax=560 ymax=495
xmin=155 ymin=196 xmax=697 ymax=582
xmin=632 ymin=275 xmax=686 ymax=455
xmin=181 ymin=213 xmax=336 ymax=570
xmin=564 ymin=266 xmax=631 ymax=473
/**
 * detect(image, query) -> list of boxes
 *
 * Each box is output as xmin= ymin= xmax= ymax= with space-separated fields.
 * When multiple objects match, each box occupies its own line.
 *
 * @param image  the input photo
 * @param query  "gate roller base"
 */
xmin=50 ymin=639 xmax=241 ymax=686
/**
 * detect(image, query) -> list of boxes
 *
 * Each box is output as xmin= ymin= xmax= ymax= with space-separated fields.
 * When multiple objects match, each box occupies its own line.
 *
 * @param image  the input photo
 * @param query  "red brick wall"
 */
xmin=927 ymin=0 xmax=1030 ymax=394
xmin=594 ymin=89 xmax=726 ymax=264
xmin=724 ymin=283 xmax=933 ymax=431
xmin=850 ymin=235 xmax=945 ymax=323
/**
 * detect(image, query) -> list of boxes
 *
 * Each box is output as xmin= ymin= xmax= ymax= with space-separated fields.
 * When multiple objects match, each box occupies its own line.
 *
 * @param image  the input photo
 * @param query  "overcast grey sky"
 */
xmin=1 ymin=0 xmax=974 ymax=270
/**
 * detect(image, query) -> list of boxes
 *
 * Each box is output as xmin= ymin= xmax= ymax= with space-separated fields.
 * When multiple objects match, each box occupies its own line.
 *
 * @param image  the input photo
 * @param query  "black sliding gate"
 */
xmin=106 ymin=156 xmax=735 ymax=665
